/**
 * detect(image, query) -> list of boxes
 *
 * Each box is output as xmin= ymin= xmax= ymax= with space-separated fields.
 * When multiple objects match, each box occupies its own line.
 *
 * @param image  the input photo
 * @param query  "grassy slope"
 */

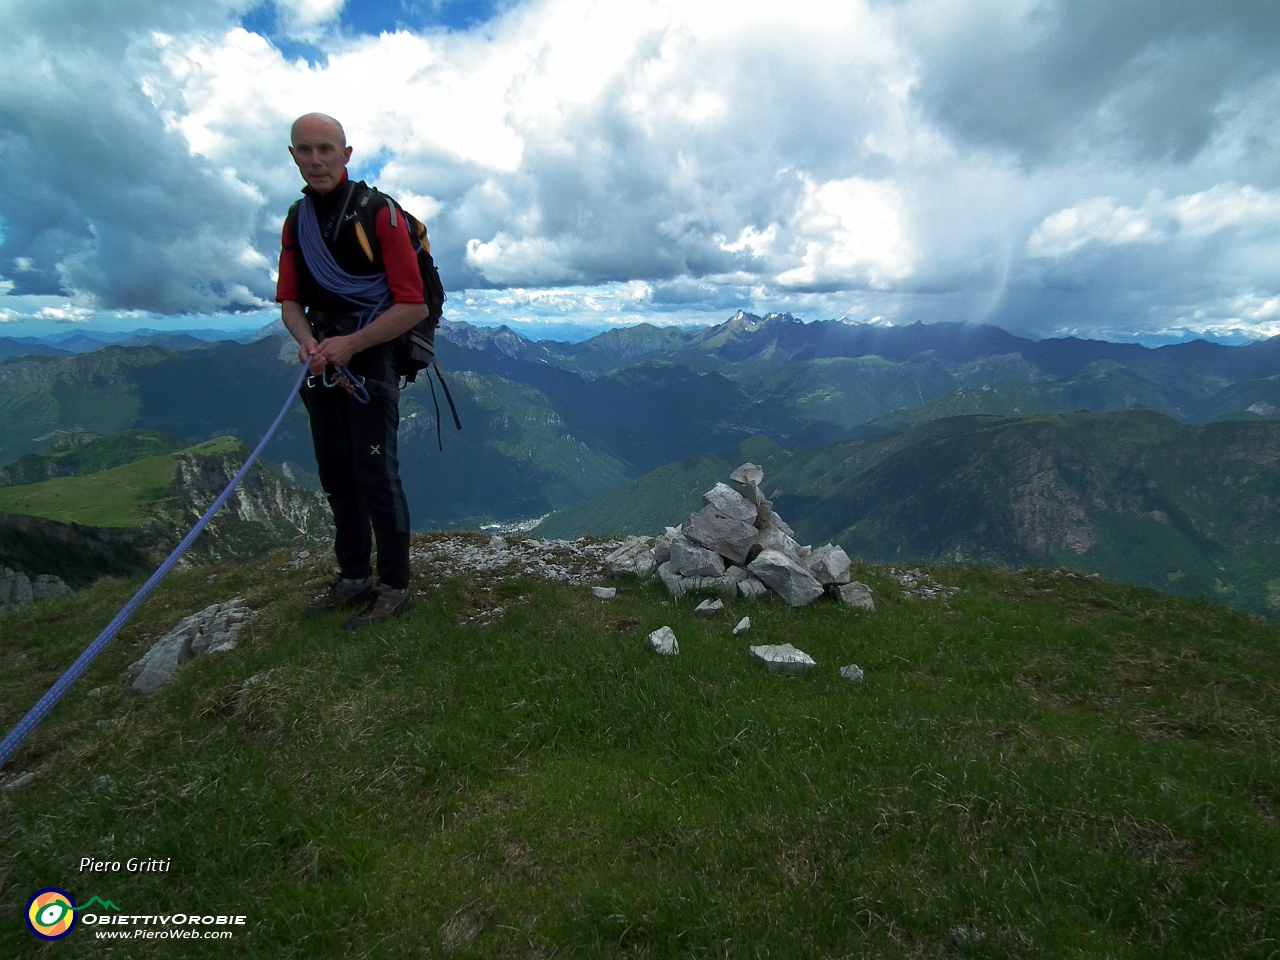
xmin=0 ymin=437 xmax=242 ymax=528
xmin=0 ymin=430 xmax=191 ymax=488
xmin=1 ymin=545 xmax=1278 ymax=958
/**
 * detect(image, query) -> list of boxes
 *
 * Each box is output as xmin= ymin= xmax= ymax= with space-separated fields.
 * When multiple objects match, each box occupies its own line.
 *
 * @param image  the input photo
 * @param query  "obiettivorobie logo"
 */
xmin=26 ymin=889 xmax=247 ymax=941
xmin=25 ymin=889 xmax=119 ymax=941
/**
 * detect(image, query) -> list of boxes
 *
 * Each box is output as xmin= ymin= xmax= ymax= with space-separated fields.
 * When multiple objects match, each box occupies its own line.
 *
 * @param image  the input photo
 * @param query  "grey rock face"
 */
xmin=701 ymin=482 xmax=759 ymax=523
xmin=805 ymin=544 xmax=852 ymax=585
xmin=127 ymin=598 xmax=254 ymax=694
xmin=646 ymin=626 xmax=679 ymax=656
xmin=32 ymin=574 xmax=71 ymax=601
xmin=0 ymin=568 xmax=69 ymax=609
xmin=694 ymin=598 xmax=724 ymax=617
xmin=685 ymin=506 xmax=758 ymax=565
xmin=725 ymin=565 xmax=751 ymax=583
xmin=669 ymin=540 xmax=725 ymax=578
xmin=747 ymin=550 xmax=825 ymax=607
xmin=834 ymin=581 xmax=875 ymax=611
xmin=488 ymin=535 xmax=508 ymax=550
xmin=652 ymin=526 xmax=682 ymax=565
xmin=728 ymin=462 xmax=765 ymax=505
xmin=840 ymin=664 xmax=865 ymax=684
xmin=737 ymin=576 xmax=768 ymax=599
xmin=591 ymin=586 xmax=616 ymax=599
xmin=749 ymin=643 xmax=817 ymax=674
xmin=753 ymin=524 xmax=805 ymax=564
xmin=606 ymin=536 xmax=656 ymax=578
xmin=0 ymin=566 xmax=34 ymax=608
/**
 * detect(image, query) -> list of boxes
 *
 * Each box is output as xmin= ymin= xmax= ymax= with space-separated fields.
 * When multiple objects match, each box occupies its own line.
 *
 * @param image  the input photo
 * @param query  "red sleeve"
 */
xmin=376 ymin=203 xmax=425 ymax=304
xmin=275 ymin=219 xmax=298 ymax=303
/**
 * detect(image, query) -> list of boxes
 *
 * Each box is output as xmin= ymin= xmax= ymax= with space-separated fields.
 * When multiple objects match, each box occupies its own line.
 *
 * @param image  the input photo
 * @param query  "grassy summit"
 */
xmin=2 ymin=538 xmax=1278 ymax=957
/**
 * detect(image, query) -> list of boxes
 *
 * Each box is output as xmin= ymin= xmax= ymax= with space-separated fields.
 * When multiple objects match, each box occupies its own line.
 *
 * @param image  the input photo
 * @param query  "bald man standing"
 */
xmin=277 ymin=113 xmax=429 ymax=628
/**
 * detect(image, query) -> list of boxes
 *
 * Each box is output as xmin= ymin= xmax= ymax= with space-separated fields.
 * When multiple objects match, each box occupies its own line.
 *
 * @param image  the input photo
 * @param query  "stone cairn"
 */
xmin=604 ymin=462 xmax=874 ymax=611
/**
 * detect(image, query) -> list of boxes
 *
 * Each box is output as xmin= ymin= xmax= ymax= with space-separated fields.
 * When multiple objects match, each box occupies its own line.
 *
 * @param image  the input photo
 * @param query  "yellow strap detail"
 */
xmin=354 ymin=221 xmax=374 ymax=262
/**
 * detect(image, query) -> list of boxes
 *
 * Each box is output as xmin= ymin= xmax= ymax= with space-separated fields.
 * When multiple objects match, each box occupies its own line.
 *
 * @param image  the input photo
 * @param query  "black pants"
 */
xmin=301 ymin=381 xmax=411 ymax=590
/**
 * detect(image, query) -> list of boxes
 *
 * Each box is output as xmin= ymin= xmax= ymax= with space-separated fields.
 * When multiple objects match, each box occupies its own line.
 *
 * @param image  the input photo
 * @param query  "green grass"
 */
xmin=2 ymin=543 xmax=1279 ymax=957
xmin=0 ymin=437 xmax=242 ymax=528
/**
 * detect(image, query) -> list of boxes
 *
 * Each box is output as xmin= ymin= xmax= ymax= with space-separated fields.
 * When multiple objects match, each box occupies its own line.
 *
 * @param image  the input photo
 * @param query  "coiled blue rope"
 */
xmin=296 ymin=193 xmax=390 ymax=404
xmin=0 ymin=362 xmax=310 ymax=770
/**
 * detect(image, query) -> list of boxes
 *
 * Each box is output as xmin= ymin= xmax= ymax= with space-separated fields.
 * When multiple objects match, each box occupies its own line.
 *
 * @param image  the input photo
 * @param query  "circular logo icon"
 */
xmin=27 ymin=888 xmax=78 ymax=940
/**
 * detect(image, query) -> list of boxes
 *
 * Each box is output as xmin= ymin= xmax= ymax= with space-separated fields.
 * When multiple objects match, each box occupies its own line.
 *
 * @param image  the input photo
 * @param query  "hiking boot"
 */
xmin=302 ymin=575 xmax=375 ymax=619
xmin=343 ymin=586 xmax=413 ymax=631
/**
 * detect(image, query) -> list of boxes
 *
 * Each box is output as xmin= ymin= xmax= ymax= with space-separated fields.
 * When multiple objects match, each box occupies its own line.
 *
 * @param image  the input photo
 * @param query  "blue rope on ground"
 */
xmin=0 ymin=362 xmax=311 ymax=770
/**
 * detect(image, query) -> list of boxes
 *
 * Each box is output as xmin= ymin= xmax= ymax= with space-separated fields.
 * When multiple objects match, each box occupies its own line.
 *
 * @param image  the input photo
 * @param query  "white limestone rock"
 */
xmin=684 ymin=506 xmax=758 ymax=566
xmin=591 ymin=586 xmax=616 ymax=599
xmin=127 ymin=598 xmax=254 ymax=694
xmin=732 ymin=616 xmax=751 ymax=636
xmin=840 ymin=664 xmax=865 ymax=684
xmin=606 ymin=536 xmax=656 ymax=578
xmin=694 ymin=598 xmax=724 ymax=617
xmin=752 ymin=524 xmax=806 ymax=564
xmin=652 ymin=526 xmax=682 ymax=565
xmin=749 ymin=643 xmax=817 ymax=675
xmin=728 ymin=463 xmax=765 ymax=505
xmin=737 ymin=576 xmax=768 ymax=599
xmin=658 ymin=561 xmax=733 ymax=598
xmin=646 ymin=626 xmax=679 ymax=656
xmin=805 ymin=544 xmax=852 ymax=585
xmin=747 ymin=549 xmax=825 ymax=607
xmin=669 ymin=540 xmax=725 ymax=578
xmin=834 ymin=581 xmax=875 ymax=611
xmin=701 ymin=482 xmax=759 ymax=523
xmin=658 ymin=560 xmax=685 ymax=596
xmin=488 ymin=535 xmax=508 ymax=550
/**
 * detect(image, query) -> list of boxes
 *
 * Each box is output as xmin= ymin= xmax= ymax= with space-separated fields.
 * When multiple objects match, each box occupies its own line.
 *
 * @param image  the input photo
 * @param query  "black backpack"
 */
xmin=341 ymin=185 xmax=462 ymax=442
xmin=352 ymin=187 xmax=446 ymax=384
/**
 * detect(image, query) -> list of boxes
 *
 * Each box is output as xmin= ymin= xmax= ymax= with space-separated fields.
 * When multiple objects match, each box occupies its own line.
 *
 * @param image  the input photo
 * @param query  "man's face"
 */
xmin=289 ymin=123 xmax=352 ymax=195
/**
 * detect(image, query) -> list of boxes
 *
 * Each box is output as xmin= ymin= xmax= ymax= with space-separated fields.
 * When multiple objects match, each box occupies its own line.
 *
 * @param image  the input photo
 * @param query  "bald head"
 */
xmin=289 ymin=113 xmax=351 ymax=195
xmin=291 ymin=113 xmax=346 ymax=148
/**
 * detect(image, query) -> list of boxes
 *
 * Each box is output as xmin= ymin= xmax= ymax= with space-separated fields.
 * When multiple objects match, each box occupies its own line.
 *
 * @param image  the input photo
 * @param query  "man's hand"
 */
xmin=312 ymin=335 xmax=357 ymax=371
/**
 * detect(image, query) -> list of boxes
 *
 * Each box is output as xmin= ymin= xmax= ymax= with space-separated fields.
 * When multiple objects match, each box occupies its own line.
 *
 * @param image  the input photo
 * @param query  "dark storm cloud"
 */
xmin=897 ymin=0 xmax=1280 ymax=167
xmin=0 ymin=0 xmax=273 ymax=313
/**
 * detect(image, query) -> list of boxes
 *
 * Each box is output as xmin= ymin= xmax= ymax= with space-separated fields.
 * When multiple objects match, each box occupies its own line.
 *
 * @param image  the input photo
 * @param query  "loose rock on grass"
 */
xmin=646 ymin=626 xmax=679 ymax=656
xmin=749 ymin=643 xmax=817 ymax=675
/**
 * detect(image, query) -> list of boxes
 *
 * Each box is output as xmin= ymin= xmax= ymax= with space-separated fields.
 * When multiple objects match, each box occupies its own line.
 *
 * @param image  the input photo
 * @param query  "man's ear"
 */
xmin=343 ymin=145 xmax=353 ymax=163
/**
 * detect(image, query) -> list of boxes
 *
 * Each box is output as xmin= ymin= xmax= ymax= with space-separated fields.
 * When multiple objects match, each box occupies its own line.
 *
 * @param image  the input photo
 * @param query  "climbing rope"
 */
xmin=296 ymin=191 xmax=389 ymax=404
xmin=0 ymin=362 xmax=310 ymax=770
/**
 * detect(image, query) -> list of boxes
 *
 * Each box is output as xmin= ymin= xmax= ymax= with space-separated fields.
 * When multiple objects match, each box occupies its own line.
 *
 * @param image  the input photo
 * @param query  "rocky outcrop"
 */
xmin=150 ymin=450 xmax=333 ymax=563
xmin=127 ymin=598 xmax=255 ymax=694
xmin=0 ymin=565 xmax=70 ymax=611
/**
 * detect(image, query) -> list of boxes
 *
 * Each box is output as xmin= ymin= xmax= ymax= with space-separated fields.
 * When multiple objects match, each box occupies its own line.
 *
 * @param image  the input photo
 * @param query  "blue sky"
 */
xmin=2 ymin=0 xmax=1279 ymax=345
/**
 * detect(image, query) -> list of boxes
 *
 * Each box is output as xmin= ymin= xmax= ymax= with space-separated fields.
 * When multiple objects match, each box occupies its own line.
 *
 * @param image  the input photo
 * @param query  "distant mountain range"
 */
xmin=0 ymin=312 xmax=1277 ymax=536
xmin=535 ymin=412 xmax=1280 ymax=619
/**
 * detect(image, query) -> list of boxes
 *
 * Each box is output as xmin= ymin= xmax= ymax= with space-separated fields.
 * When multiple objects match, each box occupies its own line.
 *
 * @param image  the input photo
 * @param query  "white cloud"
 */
xmin=1027 ymin=184 xmax=1280 ymax=258
xmin=2 ymin=0 xmax=1279 ymax=342
xmin=776 ymin=175 xmax=915 ymax=289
